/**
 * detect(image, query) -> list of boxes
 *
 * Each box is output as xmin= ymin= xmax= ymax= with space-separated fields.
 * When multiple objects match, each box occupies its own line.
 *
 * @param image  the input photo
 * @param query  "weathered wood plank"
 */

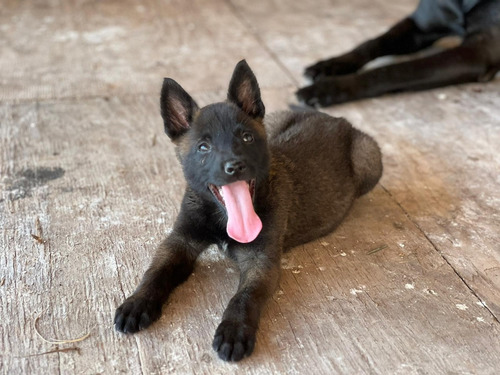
xmin=326 ymin=83 xmax=500 ymax=320
xmin=2 ymin=0 xmax=500 ymax=373
xmin=226 ymin=0 xmax=418 ymax=84
xmin=230 ymin=0 xmax=500 ymax=330
xmin=2 ymin=92 xmax=500 ymax=374
xmin=0 ymin=0 xmax=292 ymax=101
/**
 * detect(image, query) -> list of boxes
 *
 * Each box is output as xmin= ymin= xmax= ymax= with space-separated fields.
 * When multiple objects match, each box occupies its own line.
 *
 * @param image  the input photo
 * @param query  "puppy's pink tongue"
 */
xmin=221 ymin=181 xmax=262 ymax=243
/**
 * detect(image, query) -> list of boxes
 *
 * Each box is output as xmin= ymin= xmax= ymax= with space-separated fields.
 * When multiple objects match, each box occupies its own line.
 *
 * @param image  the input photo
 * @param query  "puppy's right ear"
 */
xmin=160 ymin=78 xmax=199 ymax=140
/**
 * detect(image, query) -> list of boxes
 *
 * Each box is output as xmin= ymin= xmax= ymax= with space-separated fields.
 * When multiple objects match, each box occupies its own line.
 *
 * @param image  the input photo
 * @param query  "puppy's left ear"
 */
xmin=227 ymin=60 xmax=265 ymax=120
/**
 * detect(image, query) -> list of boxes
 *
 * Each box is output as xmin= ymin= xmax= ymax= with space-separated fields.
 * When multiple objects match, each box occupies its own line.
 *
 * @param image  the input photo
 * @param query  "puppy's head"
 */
xmin=160 ymin=60 xmax=269 ymax=243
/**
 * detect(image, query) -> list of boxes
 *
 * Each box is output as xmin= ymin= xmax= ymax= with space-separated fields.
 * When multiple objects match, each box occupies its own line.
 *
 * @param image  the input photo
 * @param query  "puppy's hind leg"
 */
xmin=350 ymin=130 xmax=383 ymax=197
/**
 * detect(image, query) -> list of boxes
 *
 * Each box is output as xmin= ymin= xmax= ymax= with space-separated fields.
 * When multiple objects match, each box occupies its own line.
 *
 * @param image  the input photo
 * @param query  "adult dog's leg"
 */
xmin=304 ymin=18 xmax=439 ymax=80
xmin=298 ymin=32 xmax=500 ymax=107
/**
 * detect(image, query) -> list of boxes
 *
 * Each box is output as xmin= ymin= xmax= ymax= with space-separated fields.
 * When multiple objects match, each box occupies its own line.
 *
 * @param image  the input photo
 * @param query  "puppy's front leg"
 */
xmin=114 ymin=232 xmax=208 ymax=333
xmin=213 ymin=245 xmax=280 ymax=362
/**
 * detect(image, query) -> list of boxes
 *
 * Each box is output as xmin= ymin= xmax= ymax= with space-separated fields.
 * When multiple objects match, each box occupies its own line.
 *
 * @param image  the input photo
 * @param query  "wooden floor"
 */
xmin=1 ymin=0 xmax=500 ymax=373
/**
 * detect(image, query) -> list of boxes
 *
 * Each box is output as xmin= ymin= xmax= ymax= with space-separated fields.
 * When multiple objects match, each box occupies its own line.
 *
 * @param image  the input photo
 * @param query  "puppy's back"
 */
xmin=265 ymin=111 xmax=382 ymax=248
xmin=267 ymin=111 xmax=381 ymax=196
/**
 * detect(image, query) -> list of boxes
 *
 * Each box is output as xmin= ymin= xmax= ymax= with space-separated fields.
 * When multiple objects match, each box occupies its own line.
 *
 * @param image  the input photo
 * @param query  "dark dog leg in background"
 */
xmin=304 ymin=18 xmax=440 ymax=80
xmin=213 ymin=243 xmax=280 ymax=362
xmin=114 ymin=224 xmax=210 ymax=333
xmin=298 ymin=33 xmax=500 ymax=107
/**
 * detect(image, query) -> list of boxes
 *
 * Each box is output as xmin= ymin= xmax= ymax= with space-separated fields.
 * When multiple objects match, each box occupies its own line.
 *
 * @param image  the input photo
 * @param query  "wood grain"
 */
xmin=1 ymin=0 xmax=500 ymax=374
xmin=329 ymin=85 xmax=500 ymax=320
xmin=0 ymin=0 xmax=291 ymax=101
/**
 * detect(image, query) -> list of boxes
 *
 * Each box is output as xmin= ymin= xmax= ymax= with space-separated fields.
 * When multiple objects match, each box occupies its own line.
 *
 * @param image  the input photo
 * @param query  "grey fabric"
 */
xmin=410 ymin=0 xmax=482 ymax=36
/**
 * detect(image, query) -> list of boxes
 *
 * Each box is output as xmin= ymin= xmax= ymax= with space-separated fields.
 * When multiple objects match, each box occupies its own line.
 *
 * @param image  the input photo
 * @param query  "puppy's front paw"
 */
xmin=114 ymin=295 xmax=162 ymax=334
xmin=212 ymin=321 xmax=256 ymax=362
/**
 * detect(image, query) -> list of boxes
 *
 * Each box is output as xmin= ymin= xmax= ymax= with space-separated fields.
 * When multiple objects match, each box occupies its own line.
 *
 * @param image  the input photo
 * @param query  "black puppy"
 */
xmin=114 ymin=60 xmax=382 ymax=361
xmin=297 ymin=0 xmax=500 ymax=106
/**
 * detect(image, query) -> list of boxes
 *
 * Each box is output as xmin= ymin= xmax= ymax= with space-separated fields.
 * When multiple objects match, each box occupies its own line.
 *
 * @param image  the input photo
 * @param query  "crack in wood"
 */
xmin=380 ymin=184 xmax=500 ymax=324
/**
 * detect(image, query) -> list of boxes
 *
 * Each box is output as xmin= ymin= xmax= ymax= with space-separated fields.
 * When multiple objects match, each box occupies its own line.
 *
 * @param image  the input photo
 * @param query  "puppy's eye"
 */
xmin=242 ymin=132 xmax=254 ymax=143
xmin=198 ymin=142 xmax=211 ymax=152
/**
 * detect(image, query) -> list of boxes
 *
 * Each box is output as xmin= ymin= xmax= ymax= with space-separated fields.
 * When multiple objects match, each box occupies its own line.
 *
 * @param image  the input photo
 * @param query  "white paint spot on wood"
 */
xmin=476 ymin=301 xmax=488 ymax=308
xmin=350 ymin=286 xmax=366 ymax=295
xmin=423 ymin=289 xmax=438 ymax=296
xmin=476 ymin=317 xmax=485 ymax=322
xmin=99 ymin=216 xmax=121 ymax=225
xmin=295 ymin=337 xmax=304 ymax=349
xmin=456 ymin=304 xmax=468 ymax=311
xmin=340 ymin=251 xmax=347 ymax=257
xmin=53 ymin=31 xmax=79 ymax=42
xmin=83 ymin=27 xmax=125 ymax=44
xmin=405 ymin=283 xmax=415 ymax=290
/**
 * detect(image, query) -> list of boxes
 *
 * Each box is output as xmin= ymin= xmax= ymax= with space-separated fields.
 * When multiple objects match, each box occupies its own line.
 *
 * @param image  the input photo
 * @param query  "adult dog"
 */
xmin=297 ymin=0 xmax=500 ymax=106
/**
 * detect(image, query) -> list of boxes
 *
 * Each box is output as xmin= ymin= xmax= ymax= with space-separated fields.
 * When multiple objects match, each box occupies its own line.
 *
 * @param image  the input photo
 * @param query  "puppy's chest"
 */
xmin=204 ymin=208 xmax=228 ymax=238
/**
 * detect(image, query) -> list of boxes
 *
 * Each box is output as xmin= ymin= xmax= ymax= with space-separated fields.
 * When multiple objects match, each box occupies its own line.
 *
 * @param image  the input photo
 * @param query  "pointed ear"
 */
xmin=160 ymin=78 xmax=199 ymax=140
xmin=227 ymin=60 xmax=265 ymax=120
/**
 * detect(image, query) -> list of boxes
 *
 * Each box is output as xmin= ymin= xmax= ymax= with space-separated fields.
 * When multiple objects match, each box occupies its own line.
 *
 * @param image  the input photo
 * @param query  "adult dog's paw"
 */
xmin=212 ymin=321 xmax=256 ymax=362
xmin=296 ymin=78 xmax=354 ymax=107
xmin=114 ymin=295 xmax=162 ymax=334
xmin=296 ymin=81 xmax=335 ymax=107
xmin=304 ymin=58 xmax=360 ymax=81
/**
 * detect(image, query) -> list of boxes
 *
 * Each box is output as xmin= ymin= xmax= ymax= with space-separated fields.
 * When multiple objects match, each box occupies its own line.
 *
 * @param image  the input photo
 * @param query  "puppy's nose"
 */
xmin=224 ymin=160 xmax=246 ymax=176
